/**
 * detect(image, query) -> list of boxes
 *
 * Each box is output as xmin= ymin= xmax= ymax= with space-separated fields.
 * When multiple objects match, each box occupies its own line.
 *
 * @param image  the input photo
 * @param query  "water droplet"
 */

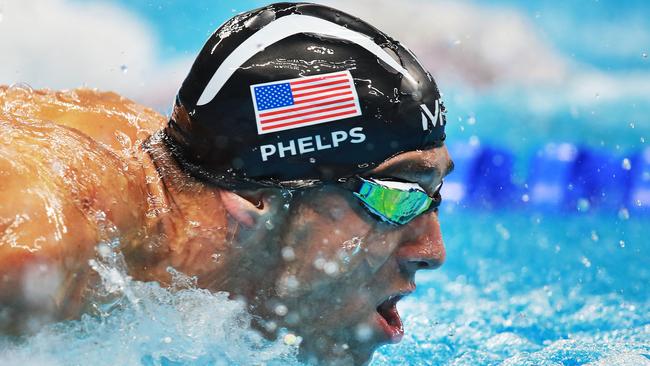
xmin=274 ymin=304 xmax=288 ymax=316
xmin=120 ymin=64 xmax=128 ymax=74
xmin=323 ymin=261 xmax=339 ymax=276
xmin=283 ymin=333 xmax=298 ymax=345
xmin=643 ymin=52 xmax=648 ymax=59
xmin=577 ymin=198 xmax=590 ymax=212
xmin=313 ymin=257 xmax=326 ymax=270
xmin=618 ymin=208 xmax=630 ymax=220
xmin=309 ymin=157 xmax=316 ymax=163
xmin=590 ymin=231 xmax=599 ymax=242
xmin=621 ymin=158 xmax=632 ymax=170
xmin=447 ymin=326 xmax=456 ymax=337
xmin=467 ymin=116 xmax=476 ymax=125
xmin=495 ymin=223 xmax=511 ymax=240
xmin=211 ymin=253 xmax=222 ymax=263
xmin=8 ymin=82 xmax=34 ymax=96
xmin=265 ymin=219 xmax=274 ymax=230
xmin=97 ymin=243 xmax=112 ymax=258
xmin=619 ymin=240 xmax=625 ymax=248
xmin=162 ymin=336 xmax=172 ymax=344
xmin=281 ymin=247 xmax=296 ymax=261
xmin=264 ymin=320 xmax=277 ymax=332
xmin=355 ymin=324 xmax=373 ymax=342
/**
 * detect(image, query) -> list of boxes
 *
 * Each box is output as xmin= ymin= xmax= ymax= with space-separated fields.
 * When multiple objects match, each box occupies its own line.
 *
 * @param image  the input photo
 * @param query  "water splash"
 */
xmin=0 ymin=239 xmax=301 ymax=366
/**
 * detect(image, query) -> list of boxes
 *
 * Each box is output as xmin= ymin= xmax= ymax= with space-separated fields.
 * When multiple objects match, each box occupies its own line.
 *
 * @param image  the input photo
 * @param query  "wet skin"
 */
xmin=0 ymin=87 xmax=453 ymax=365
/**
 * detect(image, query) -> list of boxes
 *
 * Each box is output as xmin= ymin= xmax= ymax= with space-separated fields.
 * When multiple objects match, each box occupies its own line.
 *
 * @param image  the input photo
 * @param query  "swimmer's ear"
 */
xmin=218 ymin=189 xmax=268 ymax=228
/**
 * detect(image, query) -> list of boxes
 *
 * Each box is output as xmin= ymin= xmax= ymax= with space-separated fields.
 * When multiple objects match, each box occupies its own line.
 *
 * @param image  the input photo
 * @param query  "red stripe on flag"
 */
xmin=292 ymin=85 xmax=350 ymax=98
xmin=290 ymin=78 xmax=348 ymax=92
xmin=260 ymin=103 xmax=357 ymax=124
xmin=259 ymin=97 xmax=355 ymax=117
xmin=289 ymin=73 xmax=347 ymax=86
xmin=261 ymin=109 xmax=358 ymax=131
xmin=293 ymin=91 xmax=353 ymax=105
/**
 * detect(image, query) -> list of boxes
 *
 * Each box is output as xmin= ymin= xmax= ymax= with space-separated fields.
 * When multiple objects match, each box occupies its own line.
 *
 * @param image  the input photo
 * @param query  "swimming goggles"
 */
xmin=345 ymin=177 xmax=443 ymax=225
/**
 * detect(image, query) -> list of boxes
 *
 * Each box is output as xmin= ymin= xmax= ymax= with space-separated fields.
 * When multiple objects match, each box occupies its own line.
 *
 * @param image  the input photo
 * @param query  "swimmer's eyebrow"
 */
xmin=365 ymin=158 xmax=455 ymax=195
xmin=371 ymin=160 xmax=454 ymax=182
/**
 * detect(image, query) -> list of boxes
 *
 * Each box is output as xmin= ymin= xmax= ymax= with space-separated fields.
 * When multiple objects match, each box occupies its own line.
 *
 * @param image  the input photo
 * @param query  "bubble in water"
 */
xmin=643 ymin=52 xmax=648 ymax=58
xmin=162 ymin=336 xmax=172 ymax=344
xmin=120 ymin=64 xmax=128 ymax=74
xmin=309 ymin=157 xmax=316 ymax=164
xmin=580 ymin=256 xmax=592 ymax=268
xmin=265 ymin=219 xmax=274 ymax=230
xmin=621 ymin=158 xmax=632 ymax=170
xmin=521 ymin=194 xmax=530 ymax=203
xmin=467 ymin=116 xmax=476 ymax=125
xmin=619 ymin=240 xmax=625 ymax=248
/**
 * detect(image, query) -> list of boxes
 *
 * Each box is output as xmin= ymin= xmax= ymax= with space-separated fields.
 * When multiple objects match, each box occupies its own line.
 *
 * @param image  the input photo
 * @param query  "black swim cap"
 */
xmin=165 ymin=2 xmax=446 ymax=188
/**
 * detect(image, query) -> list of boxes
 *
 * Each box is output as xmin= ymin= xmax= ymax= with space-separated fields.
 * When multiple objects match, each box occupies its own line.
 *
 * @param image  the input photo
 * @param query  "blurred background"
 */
xmin=1 ymin=1 xmax=648 ymax=365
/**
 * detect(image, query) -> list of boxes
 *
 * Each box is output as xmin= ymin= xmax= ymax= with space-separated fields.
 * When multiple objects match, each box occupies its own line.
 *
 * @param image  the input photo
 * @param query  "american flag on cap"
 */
xmin=250 ymin=71 xmax=362 ymax=135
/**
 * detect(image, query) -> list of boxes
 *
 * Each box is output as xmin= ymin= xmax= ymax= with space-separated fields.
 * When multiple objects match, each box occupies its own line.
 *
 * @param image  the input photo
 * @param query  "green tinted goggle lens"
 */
xmin=352 ymin=178 xmax=434 ymax=225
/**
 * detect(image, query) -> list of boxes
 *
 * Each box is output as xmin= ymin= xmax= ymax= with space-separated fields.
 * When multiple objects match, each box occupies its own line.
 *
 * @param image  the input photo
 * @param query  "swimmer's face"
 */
xmin=253 ymin=144 xmax=453 ymax=365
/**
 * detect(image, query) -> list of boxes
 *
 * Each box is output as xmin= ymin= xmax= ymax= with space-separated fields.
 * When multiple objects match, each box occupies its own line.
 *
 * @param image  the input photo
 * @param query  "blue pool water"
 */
xmin=373 ymin=208 xmax=649 ymax=365
xmin=0 ymin=206 xmax=647 ymax=365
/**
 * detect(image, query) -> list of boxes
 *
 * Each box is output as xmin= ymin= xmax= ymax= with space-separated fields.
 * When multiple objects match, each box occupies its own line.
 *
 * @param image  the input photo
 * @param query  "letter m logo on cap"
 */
xmin=250 ymin=71 xmax=362 ymax=135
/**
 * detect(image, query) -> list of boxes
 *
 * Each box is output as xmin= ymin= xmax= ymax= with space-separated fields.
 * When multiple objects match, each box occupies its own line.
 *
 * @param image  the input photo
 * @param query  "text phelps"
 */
xmin=260 ymin=127 xmax=366 ymax=161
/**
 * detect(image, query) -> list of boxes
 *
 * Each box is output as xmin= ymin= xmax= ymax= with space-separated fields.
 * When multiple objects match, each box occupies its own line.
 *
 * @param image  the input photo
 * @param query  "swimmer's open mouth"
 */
xmin=376 ymin=294 xmax=404 ymax=343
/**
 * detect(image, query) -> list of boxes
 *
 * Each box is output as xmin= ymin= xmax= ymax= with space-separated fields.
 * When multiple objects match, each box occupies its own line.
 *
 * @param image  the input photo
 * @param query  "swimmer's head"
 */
xmin=160 ymin=3 xmax=452 ymax=364
xmin=164 ymin=2 xmax=446 ymax=188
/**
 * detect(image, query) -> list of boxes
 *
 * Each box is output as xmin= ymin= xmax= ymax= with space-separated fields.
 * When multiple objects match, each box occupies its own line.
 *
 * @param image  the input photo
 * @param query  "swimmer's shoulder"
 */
xmin=0 ymin=113 xmax=150 ymax=258
xmin=0 ymin=86 xmax=166 ymax=156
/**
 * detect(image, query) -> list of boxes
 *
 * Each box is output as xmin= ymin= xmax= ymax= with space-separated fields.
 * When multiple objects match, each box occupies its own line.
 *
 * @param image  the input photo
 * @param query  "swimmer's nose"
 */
xmin=396 ymin=211 xmax=446 ymax=272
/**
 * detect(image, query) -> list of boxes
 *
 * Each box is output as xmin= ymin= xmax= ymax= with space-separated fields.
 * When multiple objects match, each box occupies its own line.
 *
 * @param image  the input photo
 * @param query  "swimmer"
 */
xmin=0 ymin=3 xmax=453 ymax=365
